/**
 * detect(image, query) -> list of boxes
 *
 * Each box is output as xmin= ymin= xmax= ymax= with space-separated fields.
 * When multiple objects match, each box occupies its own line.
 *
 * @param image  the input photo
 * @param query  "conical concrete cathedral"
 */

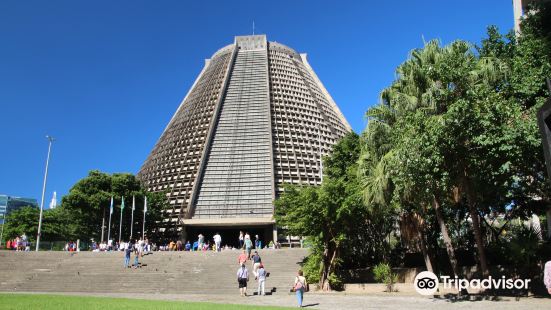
xmin=138 ymin=35 xmax=351 ymax=242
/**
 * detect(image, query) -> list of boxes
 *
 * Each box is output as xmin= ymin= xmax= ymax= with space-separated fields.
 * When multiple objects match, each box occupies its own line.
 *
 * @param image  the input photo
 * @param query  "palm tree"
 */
xmin=381 ymin=39 xmax=506 ymax=277
xmin=360 ymin=39 xmax=507 ymax=278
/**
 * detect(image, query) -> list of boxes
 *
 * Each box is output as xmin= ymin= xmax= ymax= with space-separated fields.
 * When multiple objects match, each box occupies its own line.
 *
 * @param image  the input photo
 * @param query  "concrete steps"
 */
xmin=0 ymin=249 xmax=308 ymax=294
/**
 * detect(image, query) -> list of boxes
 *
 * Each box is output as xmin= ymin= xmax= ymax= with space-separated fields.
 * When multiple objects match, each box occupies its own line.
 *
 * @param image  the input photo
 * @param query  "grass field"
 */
xmin=0 ymin=293 xmax=293 ymax=310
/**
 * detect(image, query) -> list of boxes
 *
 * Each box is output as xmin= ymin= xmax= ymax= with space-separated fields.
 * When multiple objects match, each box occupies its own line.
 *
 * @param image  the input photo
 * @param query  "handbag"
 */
xmin=293 ymin=280 xmax=304 ymax=291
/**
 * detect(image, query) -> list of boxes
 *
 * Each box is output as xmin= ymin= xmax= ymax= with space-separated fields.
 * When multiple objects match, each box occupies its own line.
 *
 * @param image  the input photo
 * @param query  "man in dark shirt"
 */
xmin=124 ymin=243 xmax=132 ymax=268
xmin=251 ymin=251 xmax=262 ymax=279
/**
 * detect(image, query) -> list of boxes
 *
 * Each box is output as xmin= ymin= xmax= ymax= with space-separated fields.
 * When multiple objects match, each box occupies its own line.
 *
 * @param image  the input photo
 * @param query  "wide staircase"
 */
xmin=0 ymin=249 xmax=308 ymax=294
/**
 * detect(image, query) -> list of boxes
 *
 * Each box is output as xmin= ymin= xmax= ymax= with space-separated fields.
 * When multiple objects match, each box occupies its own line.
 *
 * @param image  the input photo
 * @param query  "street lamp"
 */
xmin=36 ymin=135 xmax=55 ymax=251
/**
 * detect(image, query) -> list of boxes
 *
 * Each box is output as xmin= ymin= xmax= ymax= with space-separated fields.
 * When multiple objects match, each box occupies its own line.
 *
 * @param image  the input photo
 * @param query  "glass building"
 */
xmin=0 ymin=195 xmax=39 ymax=224
xmin=138 ymin=35 xmax=351 ymax=243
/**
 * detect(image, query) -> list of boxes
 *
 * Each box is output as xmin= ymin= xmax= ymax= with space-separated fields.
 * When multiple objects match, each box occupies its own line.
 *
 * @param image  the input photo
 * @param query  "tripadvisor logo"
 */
xmin=414 ymin=271 xmax=531 ymax=295
xmin=414 ymin=271 xmax=439 ymax=295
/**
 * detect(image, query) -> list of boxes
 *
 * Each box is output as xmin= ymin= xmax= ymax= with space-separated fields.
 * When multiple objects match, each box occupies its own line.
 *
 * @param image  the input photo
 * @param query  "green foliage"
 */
xmin=373 ymin=262 xmax=398 ymax=292
xmin=59 ymin=170 xmax=168 ymax=242
xmin=358 ymin=1 xmax=551 ymax=279
xmin=4 ymin=206 xmax=39 ymax=241
xmin=281 ymin=1 xmax=551 ymax=290
xmin=301 ymin=250 xmax=322 ymax=285
xmin=4 ymin=171 xmax=169 ymax=244
xmin=488 ymin=224 xmax=541 ymax=271
xmin=276 ymin=132 xmax=373 ymax=290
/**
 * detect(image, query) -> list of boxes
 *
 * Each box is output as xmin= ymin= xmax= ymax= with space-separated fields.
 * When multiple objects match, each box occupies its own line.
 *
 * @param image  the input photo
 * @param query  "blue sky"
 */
xmin=0 ymin=1 xmax=514 ymax=203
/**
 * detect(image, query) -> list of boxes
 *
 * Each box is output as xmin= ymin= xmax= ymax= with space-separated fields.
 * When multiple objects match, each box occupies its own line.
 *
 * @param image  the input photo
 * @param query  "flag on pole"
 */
xmin=110 ymin=196 xmax=113 ymax=214
xmin=143 ymin=196 xmax=147 ymax=238
xmin=130 ymin=195 xmax=135 ymax=240
xmin=119 ymin=196 xmax=124 ymax=243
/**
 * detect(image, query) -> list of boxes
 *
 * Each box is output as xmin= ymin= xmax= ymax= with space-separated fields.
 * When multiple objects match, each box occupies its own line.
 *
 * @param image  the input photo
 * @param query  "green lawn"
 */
xmin=0 ymin=293 xmax=293 ymax=310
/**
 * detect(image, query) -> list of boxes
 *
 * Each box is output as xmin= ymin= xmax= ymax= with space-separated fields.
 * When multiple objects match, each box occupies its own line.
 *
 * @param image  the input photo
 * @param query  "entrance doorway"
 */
xmin=185 ymin=225 xmax=273 ymax=249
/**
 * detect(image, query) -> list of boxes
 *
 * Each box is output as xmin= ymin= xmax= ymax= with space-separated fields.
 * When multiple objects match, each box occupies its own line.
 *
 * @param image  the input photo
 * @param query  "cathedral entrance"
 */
xmin=185 ymin=224 xmax=274 ymax=249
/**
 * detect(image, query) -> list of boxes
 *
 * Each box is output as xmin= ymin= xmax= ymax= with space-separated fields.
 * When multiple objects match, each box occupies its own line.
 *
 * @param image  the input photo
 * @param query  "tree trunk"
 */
xmin=432 ymin=195 xmax=459 ymax=277
xmin=319 ymin=240 xmax=331 ymax=290
xmin=462 ymin=177 xmax=490 ymax=278
xmin=468 ymin=204 xmax=489 ymax=277
xmin=323 ymin=246 xmax=338 ymax=291
xmin=418 ymin=229 xmax=434 ymax=273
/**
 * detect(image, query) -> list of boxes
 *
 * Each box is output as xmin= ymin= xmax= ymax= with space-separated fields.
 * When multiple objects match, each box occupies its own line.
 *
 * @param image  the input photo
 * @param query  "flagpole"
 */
xmin=119 ymin=196 xmax=124 ymax=244
xmin=100 ymin=205 xmax=106 ymax=243
xmin=107 ymin=196 xmax=113 ymax=244
xmin=143 ymin=196 xmax=147 ymax=238
xmin=130 ymin=195 xmax=135 ymax=241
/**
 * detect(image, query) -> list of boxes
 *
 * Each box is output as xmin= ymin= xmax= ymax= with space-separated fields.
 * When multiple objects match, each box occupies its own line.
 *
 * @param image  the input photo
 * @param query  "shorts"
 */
xmin=238 ymin=278 xmax=248 ymax=288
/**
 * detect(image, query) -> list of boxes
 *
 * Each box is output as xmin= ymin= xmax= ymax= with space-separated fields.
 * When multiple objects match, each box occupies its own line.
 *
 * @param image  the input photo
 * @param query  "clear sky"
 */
xmin=0 ymin=0 xmax=514 ymax=204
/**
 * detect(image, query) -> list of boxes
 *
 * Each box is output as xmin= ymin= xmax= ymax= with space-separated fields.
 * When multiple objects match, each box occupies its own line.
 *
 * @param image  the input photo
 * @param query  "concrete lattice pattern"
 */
xmin=138 ymin=35 xmax=351 ymax=234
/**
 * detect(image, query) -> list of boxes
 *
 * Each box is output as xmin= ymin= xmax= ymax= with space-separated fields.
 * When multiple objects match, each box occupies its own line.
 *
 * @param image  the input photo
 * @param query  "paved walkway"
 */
xmin=11 ymin=291 xmax=551 ymax=309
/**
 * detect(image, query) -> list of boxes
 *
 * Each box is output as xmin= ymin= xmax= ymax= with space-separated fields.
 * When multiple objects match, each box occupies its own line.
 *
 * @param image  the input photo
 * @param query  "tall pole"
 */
xmin=36 ymin=135 xmax=54 ymax=252
xmin=107 ymin=197 xmax=113 ymax=244
xmin=100 ymin=205 xmax=106 ymax=243
xmin=118 ymin=196 xmax=124 ymax=244
xmin=143 ymin=196 xmax=147 ymax=238
xmin=0 ymin=213 xmax=5 ymax=247
xmin=130 ymin=195 xmax=135 ymax=241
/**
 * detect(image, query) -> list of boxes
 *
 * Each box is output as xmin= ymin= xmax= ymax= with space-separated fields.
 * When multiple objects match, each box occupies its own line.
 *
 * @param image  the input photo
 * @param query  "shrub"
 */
xmin=373 ymin=262 xmax=398 ymax=292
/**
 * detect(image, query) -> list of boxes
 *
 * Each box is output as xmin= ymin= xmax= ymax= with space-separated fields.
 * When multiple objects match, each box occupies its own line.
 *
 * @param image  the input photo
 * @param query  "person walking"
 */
xmin=198 ymin=234 xmax=204 ymax=250
xmin=238 ymin=231 xmax=244 ymax=249
xmin=133 ymin=247 xmax=140 ymax=268
xmin=251 ymin=251 xmax=262 ymax=278
xmin=237 ymin=263 xmax=249 ymax=297
xmin=213 ymin=232 xmax=222 ymax=252
xmin=238 ymin=250 xmax=248 ymax=266
xmin=293 ymin=270 xmax=308 ymax=307
xmin=245 ymin=237 xmax=253 ymax=260
xmin=254 ymin=235 xmax=261 ymax=249
xmin=257 ymin=263 xmax=267 ymax=296
xmin=124 ymin=242 xmax=132 ymax=268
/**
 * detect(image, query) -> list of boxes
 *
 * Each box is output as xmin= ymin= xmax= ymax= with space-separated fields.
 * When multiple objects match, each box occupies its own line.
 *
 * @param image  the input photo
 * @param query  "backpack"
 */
xmin=294 ymin=277 xmax=307 ymax=292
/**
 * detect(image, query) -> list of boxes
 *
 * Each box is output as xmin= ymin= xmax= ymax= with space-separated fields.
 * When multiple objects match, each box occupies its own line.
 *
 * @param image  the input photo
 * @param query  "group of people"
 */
xmin=235 ymin=249 xmax=308 ymax=307
xmin=119 ymin=239 xmax=150 ymax=268
xmin=155 ymin=231 xmax=282 ymax=253
xmin=5 ymin=234 xmax=29 ymax=251
xmin=236 ymin=250 xmax=268 ymax=297
xmin=64 ymin=241 xmax=78 ymax=252
xmin=89 ymin=238 xmax=152 ymax=253
xmin=238 ymin=231 xmax=262 ymax=252
xmin=123 ymin=240 xmax=145 ymax=269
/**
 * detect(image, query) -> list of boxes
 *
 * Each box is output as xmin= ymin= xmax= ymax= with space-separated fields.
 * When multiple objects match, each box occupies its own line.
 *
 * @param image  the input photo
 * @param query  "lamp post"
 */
xmin=36 ymin=135 xmax=55 ymax=251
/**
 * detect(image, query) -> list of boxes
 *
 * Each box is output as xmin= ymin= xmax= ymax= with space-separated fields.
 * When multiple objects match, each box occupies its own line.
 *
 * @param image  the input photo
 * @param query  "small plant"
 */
xmin=373 ymin=262 xmax=398 ymax=292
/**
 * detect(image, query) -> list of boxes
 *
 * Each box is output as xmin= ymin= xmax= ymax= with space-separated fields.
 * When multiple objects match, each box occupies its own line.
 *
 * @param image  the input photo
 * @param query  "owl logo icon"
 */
xmin=414 ymin=271 xmax=439 ymax=295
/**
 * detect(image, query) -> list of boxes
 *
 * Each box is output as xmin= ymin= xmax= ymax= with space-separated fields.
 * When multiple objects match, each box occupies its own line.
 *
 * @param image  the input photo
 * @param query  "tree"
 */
xmin=3 ymin=206 xmax=40 ymax=241
xmin=60 ymin=170 xmax=168 ymax=242
xmin=6 ymin=171 xmax=169 ymax=245
xmin=477 ymin=3 xmax=551 ymax=230
xmin=275 ymin=132 xmax=367 ymax=290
